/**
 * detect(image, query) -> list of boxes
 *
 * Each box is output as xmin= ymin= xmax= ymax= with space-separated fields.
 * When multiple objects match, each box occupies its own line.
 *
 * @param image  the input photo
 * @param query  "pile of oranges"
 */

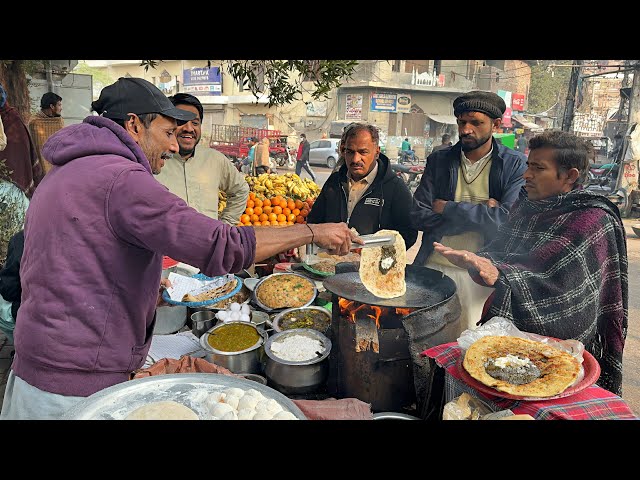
xmin=238 ymin=192 xmax=316 ymax=227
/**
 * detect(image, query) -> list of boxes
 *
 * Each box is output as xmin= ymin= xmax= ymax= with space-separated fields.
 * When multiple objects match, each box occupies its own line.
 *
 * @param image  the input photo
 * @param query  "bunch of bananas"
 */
xmin=245 ymin=172 xmax=320 ymax=201
xmin=218 ymin=190 xmax=227 ymax=213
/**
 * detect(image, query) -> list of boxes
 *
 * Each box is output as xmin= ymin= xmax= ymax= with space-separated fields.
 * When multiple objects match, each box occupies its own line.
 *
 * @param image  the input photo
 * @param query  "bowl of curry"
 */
xmin=272 ymin=306 xmax=332 ymax=335
xmin=252 ymin=272 xmax=317 ymax=312
xmin=199 ymin=321 xmax=267 ymax=374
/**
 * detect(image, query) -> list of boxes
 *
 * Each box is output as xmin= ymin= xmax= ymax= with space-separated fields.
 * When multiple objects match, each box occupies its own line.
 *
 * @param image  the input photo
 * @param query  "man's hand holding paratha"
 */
xmin=157 ymin=278 xmax=173 ymax=307
xmin=312 ymin=222 xmax=364 ymax=256
xmin=433 ymin=242 xmax=499 ymax=286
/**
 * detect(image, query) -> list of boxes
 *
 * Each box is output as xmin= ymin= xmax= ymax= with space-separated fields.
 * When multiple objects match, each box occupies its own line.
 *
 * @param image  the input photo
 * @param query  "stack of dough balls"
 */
xmin=205 ymin=387 xmax=298 ymax=420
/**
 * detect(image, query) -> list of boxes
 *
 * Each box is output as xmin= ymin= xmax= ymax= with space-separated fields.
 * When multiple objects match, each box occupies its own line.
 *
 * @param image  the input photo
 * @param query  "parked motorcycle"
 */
xmin=391 ymin=163 xmax=424 ymax=192
xmin=397 ymin=149 xmax=420 ymax=166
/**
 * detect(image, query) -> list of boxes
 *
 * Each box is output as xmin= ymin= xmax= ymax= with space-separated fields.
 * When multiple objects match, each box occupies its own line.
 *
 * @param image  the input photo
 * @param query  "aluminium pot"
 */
xmin=199 ymin=321 xmax=267 ymax=374
xmin=264 ymin=328 xmax=331 ymax=395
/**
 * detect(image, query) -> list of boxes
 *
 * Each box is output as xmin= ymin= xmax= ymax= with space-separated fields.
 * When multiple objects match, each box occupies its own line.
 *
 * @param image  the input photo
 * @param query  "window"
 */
xmin=309 ymin=141 xmax=321 ymax=149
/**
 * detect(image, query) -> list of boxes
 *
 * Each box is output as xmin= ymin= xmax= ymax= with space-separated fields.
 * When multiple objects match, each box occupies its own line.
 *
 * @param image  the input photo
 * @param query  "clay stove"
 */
xmin=323 ymin=263 xmax=461 ymax=414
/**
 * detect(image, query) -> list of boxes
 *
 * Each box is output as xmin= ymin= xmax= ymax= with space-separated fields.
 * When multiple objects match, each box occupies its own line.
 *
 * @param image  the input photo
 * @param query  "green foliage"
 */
xmin=74 ymin=61 xmax=116 ymax=89
xmin=140 ymin=60 xmax=358 ymax=108
xmin=528 ymin=60 xmax=572 ymax=116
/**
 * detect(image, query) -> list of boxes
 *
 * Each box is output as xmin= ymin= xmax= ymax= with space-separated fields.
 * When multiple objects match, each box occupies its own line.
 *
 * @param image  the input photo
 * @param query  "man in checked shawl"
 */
xmin=434 ymin=130 xmax=628 ymax=396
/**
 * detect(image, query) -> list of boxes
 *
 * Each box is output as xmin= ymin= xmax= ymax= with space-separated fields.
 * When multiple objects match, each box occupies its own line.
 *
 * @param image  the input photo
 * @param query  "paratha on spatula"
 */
xmin=462 ymin=335 xmax=581 ymax=398
xmin=359 ymin=229 xmax=406 ymax=299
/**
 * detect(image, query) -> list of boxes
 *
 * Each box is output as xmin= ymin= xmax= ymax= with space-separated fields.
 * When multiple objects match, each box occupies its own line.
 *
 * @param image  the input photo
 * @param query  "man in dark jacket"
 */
xmin=295 ymin=133 xmax=316 ymax=181
xmin=411 ymin=91 xmax=527 ymax=335
xmin=0 ymin=230 xmax=23 ymax=340
xmin=307 ymin=123 xmax=417 ymax=249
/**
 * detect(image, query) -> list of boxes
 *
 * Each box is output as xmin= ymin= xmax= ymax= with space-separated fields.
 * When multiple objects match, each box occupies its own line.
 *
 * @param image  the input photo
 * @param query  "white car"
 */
xmin=308 ymin=138 xmax=340 ymax=169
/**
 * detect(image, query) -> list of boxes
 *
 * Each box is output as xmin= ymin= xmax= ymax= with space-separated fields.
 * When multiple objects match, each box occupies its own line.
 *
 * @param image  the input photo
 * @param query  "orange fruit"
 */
xmin=247 ymin=199 xmax=255 ymax=208
xmin=294 ymin=199 xmax=304 ymax=209
xmin=272 ymin=205 xmax=282 ymax=215
xmin=250 ymin=214 xmax=259 ymax=223
xmin=270 ymin=219 xmax=278 ymax=226
xmin=296 ymin=215 xmax=305 ymax=224
xmin=249 ymin=192 xmax=256 ymax=200
xmin=300 ymin=208 xmax=309 ymax=217
xmin=268 ymin=213 xmax=278 ymax=222
xmin=263 ymin=205 xmax=272 ymax=215
xmin=240 ymin=214 xmax=250 ymax=224
xmin=245 ymin=207 xmax=254 ymax=216
xmin=287 ymin=200 xmax=296 ymax=210
xmin=253 ymin=198 xmax=263 ymax=208
xmin=287 ymin=213 xmax=296 ymax=222
xmin=272 ymin=195 xmax=283 ymax=207
xmin=253 ymin=206 xmax=263 ymax=216
xmin=287 ymin=221 xmax=294 ymax=225
xmin=278 ymin=221 xmax=287 ymax=226
xmin=253 ymin=221 xmax=261 ymax=226
xmin=283 ymin=207 xmax=291 ymax=216
xmin=261 ymin=220 xmax=270 ymax=226
xmin=262 ymin=198 xmax=271 ymax=207
xmin=277 ymin=213 xmax=286 ymax=223
xmin=279 ymin=198 xmax=288 ymax=208
xmin=259 ymin=213 xmax=268 ymax=222
xmin=292 ymin=208 xmax=300 ymax=216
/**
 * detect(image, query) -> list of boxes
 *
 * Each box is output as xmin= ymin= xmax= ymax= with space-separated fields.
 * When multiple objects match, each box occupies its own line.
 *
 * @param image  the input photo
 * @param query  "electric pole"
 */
xmin=562 ymin=60 xmax=583 ymax=132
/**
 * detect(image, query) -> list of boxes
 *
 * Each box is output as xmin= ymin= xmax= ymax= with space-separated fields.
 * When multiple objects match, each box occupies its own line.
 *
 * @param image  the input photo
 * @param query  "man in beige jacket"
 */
xmin=155 ymin=93 xmax=249 ymax=225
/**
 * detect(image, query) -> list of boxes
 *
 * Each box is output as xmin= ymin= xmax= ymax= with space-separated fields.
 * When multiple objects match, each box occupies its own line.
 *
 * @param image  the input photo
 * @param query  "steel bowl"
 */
xmin=271 ymin=306 xmax=332 ymax=334
xmin=264 ymin=328 xmax=331 ymax=395
xmin=199 ymin=321 xmax=267 ymax=374
xmin=252 ymin=272 xmax=318 ymax=312
xmin=632 ymin=224 xmax=640 ymax=237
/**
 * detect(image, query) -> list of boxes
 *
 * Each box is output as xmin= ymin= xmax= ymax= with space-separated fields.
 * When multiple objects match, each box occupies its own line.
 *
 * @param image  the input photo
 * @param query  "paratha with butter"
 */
xmin=359 ymin=229 xmax=406 ymax=299
xmin=462 ymin=335 xmax=581 ymax=398
xmin=182 ymin=278 xmax=238 ymax=303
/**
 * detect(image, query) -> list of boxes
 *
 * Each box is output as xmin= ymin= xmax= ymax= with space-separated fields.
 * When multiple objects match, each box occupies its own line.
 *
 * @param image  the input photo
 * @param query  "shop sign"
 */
xmin=396 ymin=94 xmax=412 ymax=113
xmin=370 ymin=92 xmax=397 ymax=112
xmin=346 ymin=94 xmax=363 ymax=120
xmin=512 ymin=93 xmax=525 ymax=111
xmin=183 ymin=66 xmax=222 ymax=96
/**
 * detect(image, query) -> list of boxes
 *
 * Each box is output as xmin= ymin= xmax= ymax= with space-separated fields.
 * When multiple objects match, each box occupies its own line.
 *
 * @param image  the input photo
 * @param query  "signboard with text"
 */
xmin=497 ymin=90 xmax=513 ymax=128
xmin=396 ymin=94 xmax=412 ymax=113
xmin=512 ymin=93 xmax=525 ymax=112
xmin=345 ymin=94 xmax=363 ymax=120
xmin=183 ymin=67 xmax=222 ymax=96
xmin=370 ymin=92 xmax=397 ymax=112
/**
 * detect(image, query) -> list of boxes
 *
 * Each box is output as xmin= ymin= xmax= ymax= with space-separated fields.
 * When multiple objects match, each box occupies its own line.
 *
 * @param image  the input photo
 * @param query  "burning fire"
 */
xmin=338 ymin=298 xmax=415 ymax=328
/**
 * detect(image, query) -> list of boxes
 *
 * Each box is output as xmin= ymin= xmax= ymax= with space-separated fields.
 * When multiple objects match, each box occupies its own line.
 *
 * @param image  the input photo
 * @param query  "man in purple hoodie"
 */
xmin=0 ymin=77 xmax=358 ymax=419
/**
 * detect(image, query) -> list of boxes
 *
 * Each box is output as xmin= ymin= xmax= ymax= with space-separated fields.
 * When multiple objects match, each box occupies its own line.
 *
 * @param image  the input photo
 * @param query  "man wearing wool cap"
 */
xmin=410 ymin=90 xmax=527 ymax=335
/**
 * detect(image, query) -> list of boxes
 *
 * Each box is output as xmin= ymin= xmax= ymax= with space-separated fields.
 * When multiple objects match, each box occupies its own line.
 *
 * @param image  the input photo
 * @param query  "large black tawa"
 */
xmin=323 ymin=264 xmax=456 ymax=309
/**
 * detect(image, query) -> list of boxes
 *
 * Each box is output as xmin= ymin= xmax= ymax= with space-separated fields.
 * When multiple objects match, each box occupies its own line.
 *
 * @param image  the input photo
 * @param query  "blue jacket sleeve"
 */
xmin=410 ymin=158 xmax=445 ymax=231
xmin=390 ymin=181 xmax=418 ymax=250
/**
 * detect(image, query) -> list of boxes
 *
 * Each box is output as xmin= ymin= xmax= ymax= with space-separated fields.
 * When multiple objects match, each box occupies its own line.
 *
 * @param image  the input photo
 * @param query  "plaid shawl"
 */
xmin=477 ymin=189 xmax=628 ymax=396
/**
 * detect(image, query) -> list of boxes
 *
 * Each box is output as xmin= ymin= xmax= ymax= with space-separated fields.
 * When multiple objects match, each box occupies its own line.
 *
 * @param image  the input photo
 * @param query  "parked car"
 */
xmin=308 ymin=138 xmax=340 ymax=169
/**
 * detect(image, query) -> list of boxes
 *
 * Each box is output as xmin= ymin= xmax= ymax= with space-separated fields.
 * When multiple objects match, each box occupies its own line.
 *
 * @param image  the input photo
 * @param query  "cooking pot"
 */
xmin=264 ymin=328 xmax=331 ymax=395
xmin=271 ymin=306 xmax=331 ymax=334
xmin=199 ymin=321 xmax=267 ymax=374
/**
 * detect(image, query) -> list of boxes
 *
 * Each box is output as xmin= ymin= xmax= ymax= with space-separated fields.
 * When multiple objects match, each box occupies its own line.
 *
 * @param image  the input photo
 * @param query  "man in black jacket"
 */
xmin=307 ymin=123 xmax=417 ymax=249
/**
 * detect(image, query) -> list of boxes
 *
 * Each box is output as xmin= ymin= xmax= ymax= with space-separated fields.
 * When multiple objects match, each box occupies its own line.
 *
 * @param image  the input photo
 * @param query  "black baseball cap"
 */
xmin=91 ymin=77 xmax=197 ymax=122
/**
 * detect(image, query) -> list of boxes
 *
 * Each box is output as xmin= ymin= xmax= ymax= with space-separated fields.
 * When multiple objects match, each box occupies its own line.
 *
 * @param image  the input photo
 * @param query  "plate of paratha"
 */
xmin=458 ymin=335 xmax=600 ymax=401
xmin=162 ymin=274 xmax=242 ymax=308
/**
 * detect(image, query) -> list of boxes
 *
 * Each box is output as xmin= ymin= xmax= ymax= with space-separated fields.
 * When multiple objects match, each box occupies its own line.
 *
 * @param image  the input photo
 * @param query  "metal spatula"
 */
xmin=351 ymin=234 xmax=396 ymax=250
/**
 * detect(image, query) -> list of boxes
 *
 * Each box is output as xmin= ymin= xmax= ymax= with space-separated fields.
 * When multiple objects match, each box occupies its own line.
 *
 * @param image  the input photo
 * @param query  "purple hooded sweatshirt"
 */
xmin=12 ymin=116 xmax=256 ymax=397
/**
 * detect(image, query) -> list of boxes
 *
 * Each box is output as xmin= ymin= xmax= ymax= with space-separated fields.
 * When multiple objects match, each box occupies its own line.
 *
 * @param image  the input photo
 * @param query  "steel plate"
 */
xmin=322 ymin=264 xmax=456 ymax=309
xmin=60 ymin=373 xmax=306 ymax=420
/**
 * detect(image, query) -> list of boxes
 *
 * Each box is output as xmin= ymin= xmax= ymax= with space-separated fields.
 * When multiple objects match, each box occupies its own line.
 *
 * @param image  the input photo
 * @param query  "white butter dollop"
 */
xmin=380 ymin=257 xmax=394 ymax=270
xmin=493 ymin=354 xmax=531 ymax=369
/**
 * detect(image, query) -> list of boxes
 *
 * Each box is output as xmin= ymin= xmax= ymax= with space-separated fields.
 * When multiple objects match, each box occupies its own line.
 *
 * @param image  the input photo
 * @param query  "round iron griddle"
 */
xmin=322 ymin=264 xmax=457 ymax=309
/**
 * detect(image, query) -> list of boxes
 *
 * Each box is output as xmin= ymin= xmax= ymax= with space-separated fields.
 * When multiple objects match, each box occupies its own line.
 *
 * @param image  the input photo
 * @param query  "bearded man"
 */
xmin=410 ymin=91 xmax=527 ymax=335
xmin=28 ymin=92 xmax=65 ymax=174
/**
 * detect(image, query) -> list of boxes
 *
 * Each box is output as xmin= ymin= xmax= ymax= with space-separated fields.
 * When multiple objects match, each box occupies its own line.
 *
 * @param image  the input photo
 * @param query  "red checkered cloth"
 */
xmin=422 ymin=342 xmax=638 ymax=420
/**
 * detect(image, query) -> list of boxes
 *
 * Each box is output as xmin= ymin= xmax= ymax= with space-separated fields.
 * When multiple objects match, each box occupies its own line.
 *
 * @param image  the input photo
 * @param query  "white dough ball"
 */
xmin=237 ymin=394 xmax=260 ymax=411
xmin=220 ymin=410 xmax=238 ymax=420
xmin=204 ymin=392 xmax=226 ymax=411
xmin=211 ymin=402 xmax=235 ymax=418
xmin=224 ymin=387 xmax=245 ymax=398
xmin=241 ymin=304 xmax=251 ymax=315
xmin=240 ymin=313 xmax=250 ymax=322
xmin=222 ymin=394 xmax=241 ymax=410
xmin=229 ymin=302 xmax=241 ymax=312
xmin=237 ymin=408 xmax=257 ymax=420
xmin=252 ymin=410 xmax=275 ymax=420
xmin=244 ymin=388 xmax=265 ymax=400
xmin=272 ymin=411 xmax=297 ymax=420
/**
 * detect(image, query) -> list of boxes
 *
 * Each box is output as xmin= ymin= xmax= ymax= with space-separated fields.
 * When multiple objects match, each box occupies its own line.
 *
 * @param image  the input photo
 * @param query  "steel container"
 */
xmin=199 ymin=321 xmax=267 ymax=374
xmin=264 ymin=328 xmax=331 ymax=395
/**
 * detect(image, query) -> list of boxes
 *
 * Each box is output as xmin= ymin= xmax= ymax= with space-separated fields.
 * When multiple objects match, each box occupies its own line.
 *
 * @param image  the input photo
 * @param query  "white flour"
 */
xmin=270 ymin=334 xmax=324 ymax=362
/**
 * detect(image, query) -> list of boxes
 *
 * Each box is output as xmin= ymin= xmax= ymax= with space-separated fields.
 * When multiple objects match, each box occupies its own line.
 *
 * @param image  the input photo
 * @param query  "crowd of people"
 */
xmin=0 ymin=79 xmax=630 ymax=418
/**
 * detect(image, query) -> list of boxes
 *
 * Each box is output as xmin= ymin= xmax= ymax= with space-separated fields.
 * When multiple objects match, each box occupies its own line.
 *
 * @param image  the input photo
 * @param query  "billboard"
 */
xmin=370 ymin=92 xmax=397 ymax=112
xmin=183 ymin=66 xmax=222 ymax=96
